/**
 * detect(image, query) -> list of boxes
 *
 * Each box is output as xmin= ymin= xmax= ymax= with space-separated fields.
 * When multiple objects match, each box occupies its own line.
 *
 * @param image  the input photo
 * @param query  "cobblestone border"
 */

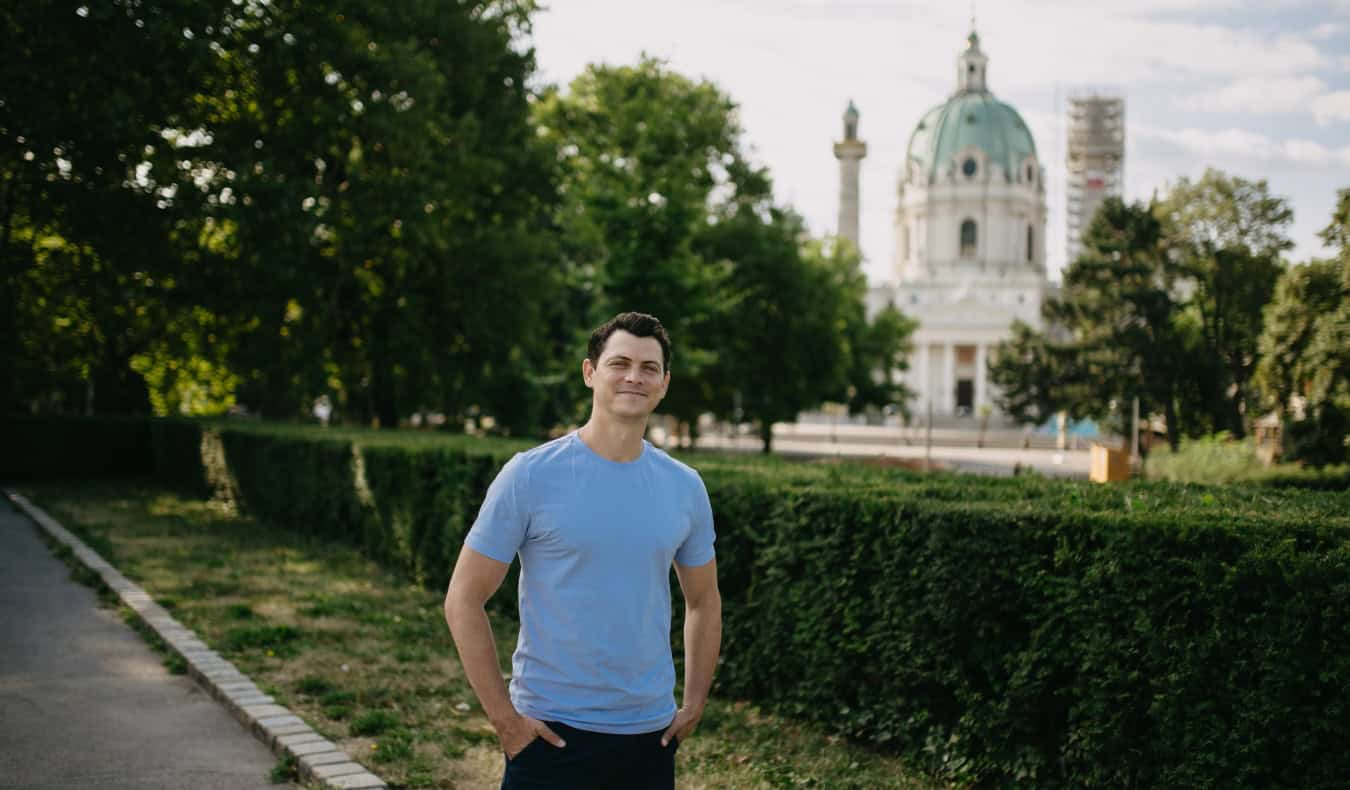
xmin=4 ymin=490 xmax=390 ymax=790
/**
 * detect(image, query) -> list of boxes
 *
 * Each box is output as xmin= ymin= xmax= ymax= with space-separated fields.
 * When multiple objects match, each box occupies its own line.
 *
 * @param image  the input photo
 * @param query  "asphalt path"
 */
xmin=0 ymin=497 xmax=291 ymax=790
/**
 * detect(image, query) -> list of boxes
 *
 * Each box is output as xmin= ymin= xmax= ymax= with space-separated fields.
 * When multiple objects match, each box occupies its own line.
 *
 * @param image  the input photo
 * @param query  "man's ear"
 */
xmin=581 ymin=358 xmax=595 ymax=388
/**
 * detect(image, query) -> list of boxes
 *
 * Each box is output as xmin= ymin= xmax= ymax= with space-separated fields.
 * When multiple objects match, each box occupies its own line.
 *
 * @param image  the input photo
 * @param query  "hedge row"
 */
xmin=705 ymin=472 xmax=1350 ymax=787
xmin=1 ymin=415 xmax=153 ymax=480
xmin=7 ymin=416 xmax=1350 ymax=787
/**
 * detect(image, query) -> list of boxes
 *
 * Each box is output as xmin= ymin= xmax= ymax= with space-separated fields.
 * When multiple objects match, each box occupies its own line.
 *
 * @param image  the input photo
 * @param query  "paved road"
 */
xmin=694 ymin=434 xmax=1094 ymax=478
xmin=0 ymin=498 xmax=290 ymax=789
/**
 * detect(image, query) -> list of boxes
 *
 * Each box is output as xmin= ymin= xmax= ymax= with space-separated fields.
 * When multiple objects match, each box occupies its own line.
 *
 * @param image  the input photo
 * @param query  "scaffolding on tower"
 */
xmin=1064 ymin=91 xmax=1125 ymax=268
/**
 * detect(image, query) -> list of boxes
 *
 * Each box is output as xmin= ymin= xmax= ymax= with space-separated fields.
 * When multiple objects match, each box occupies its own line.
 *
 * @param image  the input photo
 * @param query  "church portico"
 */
xmin=908 ymin=318 xmax=1008 ymax=417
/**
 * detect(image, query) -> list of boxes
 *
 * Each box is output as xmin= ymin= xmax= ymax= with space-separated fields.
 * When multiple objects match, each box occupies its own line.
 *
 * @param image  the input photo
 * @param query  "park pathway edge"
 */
xmin=3 ymin=489 xmax=391 ymax=790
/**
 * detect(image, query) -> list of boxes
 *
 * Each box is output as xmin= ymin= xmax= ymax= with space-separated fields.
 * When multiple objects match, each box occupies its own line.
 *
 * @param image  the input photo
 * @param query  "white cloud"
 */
xmin=1135 ymin=123 xmax=1350 ymax=166
xmin=1312 ymin=91 xmax=1350 ymax=124
xmin=1310 ymin=22 xmax=1344 ymax=40
xmin=1181 ymin=76 xmax=1327 ymax=113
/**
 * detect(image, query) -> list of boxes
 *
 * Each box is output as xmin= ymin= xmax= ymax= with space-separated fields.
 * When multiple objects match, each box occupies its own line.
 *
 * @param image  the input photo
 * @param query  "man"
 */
xmin=444 ymin=312 xmax=722 ymax=789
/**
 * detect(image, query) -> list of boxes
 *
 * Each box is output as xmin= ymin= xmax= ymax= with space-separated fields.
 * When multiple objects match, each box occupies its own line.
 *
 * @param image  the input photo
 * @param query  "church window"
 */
xmin=910 ymin=293 xmax=918 ymax=305
xmin=1026 ymin=225 xmax=1034 ymax=262
xmin=1026 ymin=163 xmax=1035 ymax=182
xmin=962 ymin=158 xmax=977 ymax=177
xmin=960 ymin=219 xmax=977 ymax=257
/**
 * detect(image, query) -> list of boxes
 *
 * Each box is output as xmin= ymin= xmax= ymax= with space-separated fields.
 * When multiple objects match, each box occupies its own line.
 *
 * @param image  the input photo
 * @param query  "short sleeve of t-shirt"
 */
xmin=464 ymin=453 xmax=528 ymax=564
xmin=674 ymin=477 xmax=716 ymax=568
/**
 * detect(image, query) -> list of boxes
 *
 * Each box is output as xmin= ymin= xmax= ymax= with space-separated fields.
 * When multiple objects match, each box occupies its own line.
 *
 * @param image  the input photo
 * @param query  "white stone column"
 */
xmin=943 ymin=343 xmax=956 ymax=415
xmin=834 ymin=102 xmax=867 ymax=251
xmin=917 ymin=342 xmax=930 ymax=414
xmin=975 ymin=343 xmax=987 ymax=410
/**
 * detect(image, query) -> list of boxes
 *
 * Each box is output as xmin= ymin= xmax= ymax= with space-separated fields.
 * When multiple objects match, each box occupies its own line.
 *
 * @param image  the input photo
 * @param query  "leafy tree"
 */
xmin=534 ymin=57 xmax=767 ymax=435
xmin=1256 ymin=189 xmax=1350 ymax=465
xmin=988 ymin=320 xmax=1078 ymax=426
xmin=992 ymin=197 xmax=1189 ymax=449
xmin=826 ymin=239 xmax=917 ymax=419
xmin=695 ymin=209 xmax=861 ymax=452
xmin=172 ymin=0 xmax=559 ymax=426
xmin=1157 ymin=169 xmax=1292 ymax=436
xmin=1 ymin=0 xmax=226 ymax=414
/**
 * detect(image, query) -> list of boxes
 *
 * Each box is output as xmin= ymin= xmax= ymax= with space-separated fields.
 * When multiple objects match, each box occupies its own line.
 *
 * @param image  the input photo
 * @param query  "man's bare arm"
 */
xmin=444 ymin=546 xmax=565 ymax=756
xmin=662 ymin=558 xmax=722 ymax=746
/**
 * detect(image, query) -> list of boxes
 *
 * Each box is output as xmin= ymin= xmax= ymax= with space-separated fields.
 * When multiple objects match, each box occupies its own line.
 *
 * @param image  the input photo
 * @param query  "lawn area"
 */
xmin=17 ymin=479 xmax=948 ymax=790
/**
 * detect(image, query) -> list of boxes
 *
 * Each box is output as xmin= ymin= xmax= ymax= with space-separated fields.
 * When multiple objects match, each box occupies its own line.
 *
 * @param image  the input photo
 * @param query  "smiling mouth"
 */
xmin=617 ymin=391 xmax=647 ymax=396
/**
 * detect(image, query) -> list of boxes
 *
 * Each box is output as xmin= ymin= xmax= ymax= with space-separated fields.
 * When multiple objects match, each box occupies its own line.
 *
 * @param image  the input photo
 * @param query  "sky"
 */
xmin=526 ymin=0 xmax=1350 ymax=284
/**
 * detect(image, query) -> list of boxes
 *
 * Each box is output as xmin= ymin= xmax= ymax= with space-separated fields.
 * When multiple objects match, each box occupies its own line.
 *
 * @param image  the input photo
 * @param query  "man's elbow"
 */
xmin=687 ymin=587 xmax=722 ymax=616
xmin=443 ymin=578 xmax=480 ymax=630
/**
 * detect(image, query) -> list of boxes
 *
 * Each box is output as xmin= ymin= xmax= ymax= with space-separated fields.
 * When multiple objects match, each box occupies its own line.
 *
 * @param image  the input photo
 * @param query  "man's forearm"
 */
xmin=445 ymin=601 xmax=516 ymax=726
xmin=681 ymin=596 xmax=722 ymax=710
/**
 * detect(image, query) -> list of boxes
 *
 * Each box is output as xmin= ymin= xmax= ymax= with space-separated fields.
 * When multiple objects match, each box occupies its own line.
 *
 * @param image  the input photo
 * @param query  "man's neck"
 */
xmin=577 ymin=418 xmax=648 ymax=463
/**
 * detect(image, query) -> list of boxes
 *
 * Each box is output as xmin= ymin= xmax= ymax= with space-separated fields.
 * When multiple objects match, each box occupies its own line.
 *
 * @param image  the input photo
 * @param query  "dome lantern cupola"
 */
xmin=905 ymin=30 xmax=1037 ymax=185
xmin=957 ymin=28 xmax=988 ymax=94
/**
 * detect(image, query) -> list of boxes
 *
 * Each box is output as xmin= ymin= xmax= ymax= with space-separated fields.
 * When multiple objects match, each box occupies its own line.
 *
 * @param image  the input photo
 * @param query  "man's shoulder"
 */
xmin=505 ymin=433 xmax=583 ymax=482
xmin=513 ymin=433 xmax=576 ymax=468
xmin=644 ymin=443 xmax=706 ymax=490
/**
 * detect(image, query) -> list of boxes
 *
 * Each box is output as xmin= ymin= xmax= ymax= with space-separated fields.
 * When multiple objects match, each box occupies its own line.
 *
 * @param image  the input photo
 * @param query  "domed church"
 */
xmin=842 ymin=29 xmax=1048 ymax=418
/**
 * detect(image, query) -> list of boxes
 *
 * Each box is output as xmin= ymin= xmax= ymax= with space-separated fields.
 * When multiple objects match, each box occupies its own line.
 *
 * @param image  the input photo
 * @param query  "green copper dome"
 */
xmin=907 ymin=91 xmax=1037 ymax=183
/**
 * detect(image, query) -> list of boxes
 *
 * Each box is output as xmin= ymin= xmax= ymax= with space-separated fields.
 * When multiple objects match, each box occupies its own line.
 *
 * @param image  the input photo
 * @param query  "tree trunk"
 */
xmin=369 ymin=355 xmax=398 ymax=429
xmin=759 ymin=420 xmax=773 ymax=454
xmin=1163 ymin=395 xmax=1181 ymax=453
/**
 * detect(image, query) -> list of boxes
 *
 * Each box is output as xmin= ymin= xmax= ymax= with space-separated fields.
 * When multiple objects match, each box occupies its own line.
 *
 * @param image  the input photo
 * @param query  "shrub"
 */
xmin=1148 ymin=433 xmax=1350 ymax=490
xmin=0 ymin=415 xmax=152 ymax=480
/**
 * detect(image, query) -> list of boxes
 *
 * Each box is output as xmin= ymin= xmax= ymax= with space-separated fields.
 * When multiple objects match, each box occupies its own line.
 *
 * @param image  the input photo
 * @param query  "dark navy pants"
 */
xmin=501 ymin=721 xmax=678 ymax=789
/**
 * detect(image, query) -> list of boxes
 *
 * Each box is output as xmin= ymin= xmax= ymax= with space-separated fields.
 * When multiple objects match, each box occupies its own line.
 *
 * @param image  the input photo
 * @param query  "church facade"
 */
xmin=842 ymin=30 xmax=1048 ymax=418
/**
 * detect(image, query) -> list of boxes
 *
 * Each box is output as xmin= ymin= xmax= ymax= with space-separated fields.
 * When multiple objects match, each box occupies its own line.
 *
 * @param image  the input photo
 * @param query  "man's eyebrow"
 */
xmin=605 ymin=354 xmax=662 ymax=366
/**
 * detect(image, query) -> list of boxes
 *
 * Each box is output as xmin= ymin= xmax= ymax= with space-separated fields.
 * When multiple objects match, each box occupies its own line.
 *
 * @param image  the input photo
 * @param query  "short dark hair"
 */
xmin=587 ymin=312 xmax=672 ymax=372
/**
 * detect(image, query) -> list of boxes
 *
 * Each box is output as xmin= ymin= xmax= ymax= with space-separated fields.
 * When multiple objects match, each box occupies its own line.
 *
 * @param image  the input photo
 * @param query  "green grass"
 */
xmin=19 ymin=479 xmax=948 ymax=790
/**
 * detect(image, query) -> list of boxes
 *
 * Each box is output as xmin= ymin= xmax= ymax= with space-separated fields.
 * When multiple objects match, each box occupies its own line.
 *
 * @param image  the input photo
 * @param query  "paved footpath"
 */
xmin=0 ymin=497 xmax=292 ymax=790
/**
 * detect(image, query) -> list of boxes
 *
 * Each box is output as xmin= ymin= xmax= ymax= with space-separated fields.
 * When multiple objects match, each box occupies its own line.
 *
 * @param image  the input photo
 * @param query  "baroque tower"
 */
xmin=833 ymin=100 xmax=867 ymax=250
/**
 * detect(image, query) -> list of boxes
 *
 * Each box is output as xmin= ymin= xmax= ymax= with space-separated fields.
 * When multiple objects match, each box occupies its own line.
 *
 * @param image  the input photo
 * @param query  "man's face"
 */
xmin=582 ymin=330 xmax=670 ymax=421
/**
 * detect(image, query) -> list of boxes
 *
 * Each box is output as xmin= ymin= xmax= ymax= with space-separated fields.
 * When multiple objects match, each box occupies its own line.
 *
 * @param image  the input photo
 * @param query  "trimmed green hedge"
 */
xmin=707 ymin=476 xmax=1350 ymax=787
xmin=9 ymin=416 xmax=1350 ymax=787
xmin=0 ymin=415 xmax=152 ymax=480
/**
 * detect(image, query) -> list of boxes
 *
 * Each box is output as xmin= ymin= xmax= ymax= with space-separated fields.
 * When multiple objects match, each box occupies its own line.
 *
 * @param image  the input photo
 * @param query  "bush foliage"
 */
xmin=8 ymin=416 xmax=1350 ymax=787
xmin=1147 ymin=432 xmax=1350 ymax=490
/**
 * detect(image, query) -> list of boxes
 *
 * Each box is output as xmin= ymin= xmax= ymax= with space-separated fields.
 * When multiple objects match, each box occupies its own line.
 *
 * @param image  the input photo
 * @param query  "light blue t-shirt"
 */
xmin=464 ymin=431 xmax=716 ymax=735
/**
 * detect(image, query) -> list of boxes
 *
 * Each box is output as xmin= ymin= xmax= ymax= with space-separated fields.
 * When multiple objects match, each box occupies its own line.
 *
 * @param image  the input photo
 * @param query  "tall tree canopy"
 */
xmin=1256 ymin=189 xmax=1350 ymax=465
xmin=991 ymin=172 xmax=1295 ymax=452
xmin=4 ymin=0 xmax=561 ymax=428
xmin=533 ymin=57 xmax=764 ymax=430
xmin=535 ymin=57 xmax=911 ymax=447
xmin=1157 ymin=169 xmax=1292 ymax=437
xmin=7 ymin=14 xmax=913 ymax=441
xmin=2 ymin=0 xmax=228 ymax=414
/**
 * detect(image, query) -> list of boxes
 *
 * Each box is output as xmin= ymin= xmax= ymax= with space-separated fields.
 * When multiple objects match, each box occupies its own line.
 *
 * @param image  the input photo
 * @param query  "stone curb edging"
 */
xmin=3 ymin=489 xmax=390 ymax=790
